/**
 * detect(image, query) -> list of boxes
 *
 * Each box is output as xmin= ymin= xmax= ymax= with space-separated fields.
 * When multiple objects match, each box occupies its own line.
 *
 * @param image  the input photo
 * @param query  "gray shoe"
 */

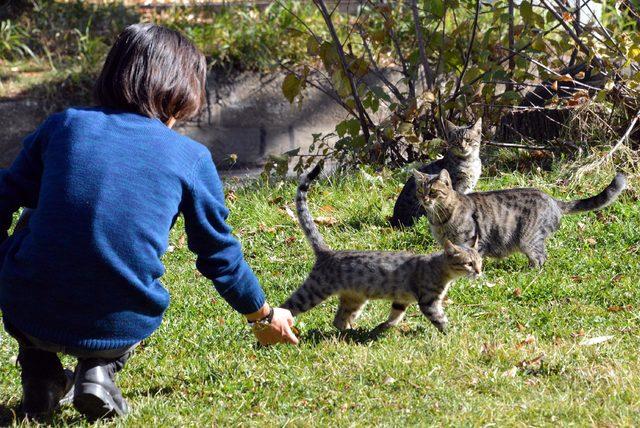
xmin=73 ymin=357 xmax=129 ymax=420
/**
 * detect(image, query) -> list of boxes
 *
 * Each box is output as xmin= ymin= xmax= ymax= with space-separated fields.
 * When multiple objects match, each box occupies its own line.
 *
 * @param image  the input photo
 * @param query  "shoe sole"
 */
xmin=73 ymin=383 xmax=127 ymax=420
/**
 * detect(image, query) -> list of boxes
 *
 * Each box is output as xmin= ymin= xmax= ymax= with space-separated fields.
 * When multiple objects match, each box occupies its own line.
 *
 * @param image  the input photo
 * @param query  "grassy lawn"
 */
xmin=1 ymin=166 xmax=639 ymax=426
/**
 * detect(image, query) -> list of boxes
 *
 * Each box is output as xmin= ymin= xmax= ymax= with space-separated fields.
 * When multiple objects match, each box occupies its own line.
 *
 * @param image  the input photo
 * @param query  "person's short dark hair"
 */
xmin=95 ymin=23 xmax=207 ymax=123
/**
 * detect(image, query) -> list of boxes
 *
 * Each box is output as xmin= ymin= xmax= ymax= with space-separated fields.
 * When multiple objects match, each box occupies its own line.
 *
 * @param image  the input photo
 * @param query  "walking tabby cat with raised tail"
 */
xmin=413 ymin=169 xmax=627 ymax=267
xmin=280 ymin=164 xmax=482 ymax=334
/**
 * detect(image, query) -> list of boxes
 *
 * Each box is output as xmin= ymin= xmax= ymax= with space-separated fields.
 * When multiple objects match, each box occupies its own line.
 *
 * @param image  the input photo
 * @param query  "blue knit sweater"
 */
xmin=0 ymin=107 xmax=265 ymax=350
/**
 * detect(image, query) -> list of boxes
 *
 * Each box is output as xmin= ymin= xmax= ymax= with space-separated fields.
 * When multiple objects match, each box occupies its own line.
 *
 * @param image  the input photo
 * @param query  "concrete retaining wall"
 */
xmin=0 ymin=70 xmax=346 ymax=169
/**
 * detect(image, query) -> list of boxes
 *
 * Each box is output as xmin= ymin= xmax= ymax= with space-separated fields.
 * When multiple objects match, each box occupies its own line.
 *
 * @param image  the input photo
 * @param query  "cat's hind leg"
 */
xmin=376 ymin=302 xmax=408 ymax=330
xmin=333 ymin=294 xmax=367 ymax=331
xmin=281 ymin=276 xmax=333 ymax=316
xmin=521 ymin=235 xmax=548 ymax=268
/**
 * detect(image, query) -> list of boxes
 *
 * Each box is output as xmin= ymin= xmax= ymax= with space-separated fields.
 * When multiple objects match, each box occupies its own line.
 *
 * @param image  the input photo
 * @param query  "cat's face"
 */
xmin=446 ymin=118 xmax=482 ymax=157
xmin=444 ymin=240 xmax=482 ymax=278
xmin=414 ymin=169 xmax=456 ymax=213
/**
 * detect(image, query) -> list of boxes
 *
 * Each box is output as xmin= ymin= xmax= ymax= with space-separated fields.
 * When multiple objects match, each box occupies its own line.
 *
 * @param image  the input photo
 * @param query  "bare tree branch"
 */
xmin=538 ymin=0 xmax=605 ymax=69
xmin=410 ymin=0 xmax=434 ymax=90
xmin=448 ymin=0 xmax=481 ymax=115
xmin=313 ymin=0 xmax=373 ymax=143
xmin=357 ymin=25 xmax=406 ymax=103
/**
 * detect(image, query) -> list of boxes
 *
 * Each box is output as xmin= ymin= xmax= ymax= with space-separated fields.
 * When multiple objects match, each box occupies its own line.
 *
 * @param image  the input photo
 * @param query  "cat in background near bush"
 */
xmin=391 ymin=118 xmax=482 ymax=228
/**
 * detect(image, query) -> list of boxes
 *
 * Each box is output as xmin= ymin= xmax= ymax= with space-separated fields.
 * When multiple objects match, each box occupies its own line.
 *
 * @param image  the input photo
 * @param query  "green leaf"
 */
xmin=307 ymin=36 xmax=320 ymax=56
xmin=331 ymin=70 xmax=351 ymax=98
xmin=370 ymin=86 xmax=392 ymax=103
xmin=427 ymin=0 xmax=444 ymax=18
xmin=282 ymin=73 xmax=301 ymax=104
xmin=463 ymin=66 xmax=483 ymax=85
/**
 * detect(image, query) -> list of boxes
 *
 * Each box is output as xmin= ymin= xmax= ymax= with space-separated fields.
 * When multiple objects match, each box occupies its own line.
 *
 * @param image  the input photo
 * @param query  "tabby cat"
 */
xmin=390 ymin=118 xmax=482 ymax=227
xmin=414 ymin=169 xmax=626 ymax=267
xmin=280 ymin=164 xmax=483 ymax=333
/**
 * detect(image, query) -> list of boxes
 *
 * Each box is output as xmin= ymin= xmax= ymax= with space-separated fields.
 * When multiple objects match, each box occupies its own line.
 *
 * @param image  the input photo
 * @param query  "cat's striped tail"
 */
xmin=296 ymin=163 xmax=329 ymax=253
xmin=557 ymin=173 xmax=627 ymax=214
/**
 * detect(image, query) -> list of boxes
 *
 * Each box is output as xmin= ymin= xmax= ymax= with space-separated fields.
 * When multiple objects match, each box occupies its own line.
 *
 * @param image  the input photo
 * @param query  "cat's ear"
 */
xmin=444 ymin=119 xmax=457 ymax=134
xmin=444 ymin=240 xmax=458 ymax=256
xmin=437 ymin=169 xmax=451 ymax=186
xmin=413 ymin=170 xmax=429 ymax=184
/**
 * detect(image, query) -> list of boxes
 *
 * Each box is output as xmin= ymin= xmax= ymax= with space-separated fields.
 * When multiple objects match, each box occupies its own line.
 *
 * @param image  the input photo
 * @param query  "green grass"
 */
xmin=1 ymin=167 xmax=639 ymax=426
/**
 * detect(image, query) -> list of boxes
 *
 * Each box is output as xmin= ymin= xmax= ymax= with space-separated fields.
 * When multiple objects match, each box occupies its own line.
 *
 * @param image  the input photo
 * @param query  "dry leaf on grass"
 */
xmin=579 ymin=335 xmax=614 ymax=346
xmin=481 ymin=342 xmax=500 ymax=357
xmin=283 ymin=205 xmax=297 ymax=222
xmin=585 ymin=237 xmax=597 ymax=247
xmin=284 ymin=236 xmax=297 ymax=246
xmin=320 ymin=205 xmax=336 ymax=213
xmin=516 ymin=334 xmax=536 ymax=349
xmin=611 ymin=274 xmax=624 ymax=283
xmin=607 ymin=305 xmax=632 ymax=312
xmin=314 ymin=216 xmax=338 ymax=226
xmin=502 ymin=367 xmax=518 ymax=378
xmin=518 ymin=353 xmax=545 ymax=369
xmin=513 ymin=287 xmax=522 ymax=298
xmin=571 ymin=328 xmax=585 ymax=338
xmin=383 ymin=376 xmax=396 ymax=385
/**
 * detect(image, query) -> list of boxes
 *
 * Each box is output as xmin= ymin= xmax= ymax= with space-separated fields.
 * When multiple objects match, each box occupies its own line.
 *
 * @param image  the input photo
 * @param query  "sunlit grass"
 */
xmin=1 ymin=167 xmax=638 ymax=426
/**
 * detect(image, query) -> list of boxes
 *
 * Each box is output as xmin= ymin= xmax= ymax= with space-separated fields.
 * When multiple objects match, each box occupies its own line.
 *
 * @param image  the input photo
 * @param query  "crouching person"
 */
xmin=0 ymin=24 xmax=298 ymax=422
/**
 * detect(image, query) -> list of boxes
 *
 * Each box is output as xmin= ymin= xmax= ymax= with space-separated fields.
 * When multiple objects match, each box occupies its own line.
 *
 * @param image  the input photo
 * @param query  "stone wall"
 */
xmin=0 ymin=70 xmax=345 ymax=169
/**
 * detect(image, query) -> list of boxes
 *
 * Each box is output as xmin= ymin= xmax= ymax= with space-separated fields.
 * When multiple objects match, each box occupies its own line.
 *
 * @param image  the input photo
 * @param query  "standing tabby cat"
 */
xmin=280 ymin=164 xmax=483 ymax=333
xmin=390 ymin=118 xmax=482 ymax=227
xmin=414 ymin=169 xmax=626 ymax=267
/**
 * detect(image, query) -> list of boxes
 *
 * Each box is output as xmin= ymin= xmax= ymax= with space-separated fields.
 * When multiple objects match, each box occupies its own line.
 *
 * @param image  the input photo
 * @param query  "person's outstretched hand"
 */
xmin=246 ymin=304 xmax=299 ymax=345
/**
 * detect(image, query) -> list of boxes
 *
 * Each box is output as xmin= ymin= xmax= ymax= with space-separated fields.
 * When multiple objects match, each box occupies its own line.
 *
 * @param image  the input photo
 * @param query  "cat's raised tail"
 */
xmin=296 ymin=163 xmax=329 ymax=253
xmin=557 ymin=173 xmax=627 ymax=214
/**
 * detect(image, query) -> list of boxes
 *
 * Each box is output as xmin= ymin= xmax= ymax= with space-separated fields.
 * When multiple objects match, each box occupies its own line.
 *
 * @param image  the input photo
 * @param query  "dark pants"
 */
xmin=3 ymin=320 xmax=137 ymax=362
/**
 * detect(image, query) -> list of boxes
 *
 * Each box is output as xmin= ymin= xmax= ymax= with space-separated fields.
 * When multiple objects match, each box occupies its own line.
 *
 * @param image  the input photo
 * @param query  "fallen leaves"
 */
xmin=519 ymin=353 xmax=545 ymax=369
xmin=283 ymin=205 xmax=297 ymax=222
xmin=607 ymin=305 xmax=632 ymax=313
xmin=579 ymin=335 xmax=614 ymax=346
xmin=502 ymin=367 xmax=518 ymax=378
xmin=516 ymin=334 xmax=536 ymax=349
xmin=284 ymin=236 xmax=297 ymax=246
xmin=314 ymin=216 xmax=338 ymax=226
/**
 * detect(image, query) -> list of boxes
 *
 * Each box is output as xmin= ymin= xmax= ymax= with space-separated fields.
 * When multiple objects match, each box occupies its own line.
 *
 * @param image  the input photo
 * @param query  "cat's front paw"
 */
xmin=430 ymin=319 xmax=448 ymax=334
xmin=333 ymin=318 xmax=352 ymax=331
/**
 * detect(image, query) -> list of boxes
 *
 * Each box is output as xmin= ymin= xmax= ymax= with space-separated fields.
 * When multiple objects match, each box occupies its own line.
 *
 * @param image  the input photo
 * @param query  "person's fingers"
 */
xmin=282 ymin=324 xmax=299 ymax=345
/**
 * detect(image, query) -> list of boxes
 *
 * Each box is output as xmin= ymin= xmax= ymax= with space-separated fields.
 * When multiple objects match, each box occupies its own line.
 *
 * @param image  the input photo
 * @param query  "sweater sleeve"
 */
xmin=181 ymin=153 xmax=266 ymax=314
xmin=0 ymin=119 xmax=48 ymax=241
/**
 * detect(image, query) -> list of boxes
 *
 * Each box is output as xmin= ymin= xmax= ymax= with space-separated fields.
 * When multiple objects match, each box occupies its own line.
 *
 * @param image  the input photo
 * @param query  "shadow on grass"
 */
xmin=301 ymin=324 xmax=422 ymax=345
xmin=0 ymin=403 xmax=18 ymax=426
xmin=0 ymin=402 xmax=87 ymax=426
xmin=129 ymin=384 xmax=176 ymax=398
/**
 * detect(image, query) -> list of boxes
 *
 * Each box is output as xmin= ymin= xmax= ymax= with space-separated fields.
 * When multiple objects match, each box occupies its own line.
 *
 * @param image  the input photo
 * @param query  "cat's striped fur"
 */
xmin=414 ymin=169 xmax=627 ymax=267
xmin=390 ymin=118 xmax=482 ymax=227
xmin=280 ymin=164 xmax=483 ymax=333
